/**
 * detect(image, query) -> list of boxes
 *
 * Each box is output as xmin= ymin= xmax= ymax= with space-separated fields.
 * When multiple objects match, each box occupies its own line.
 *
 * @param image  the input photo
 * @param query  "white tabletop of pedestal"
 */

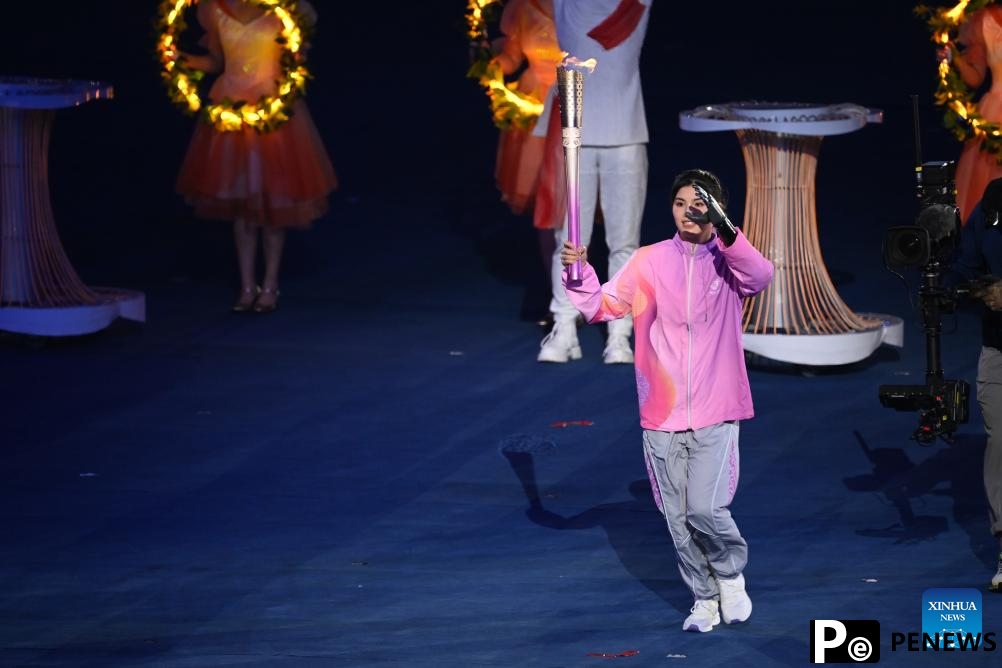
xmin=679 ymin=102 xmax=902 ymax=366
xmin=0 ymin=77 xmax=144 ymax=336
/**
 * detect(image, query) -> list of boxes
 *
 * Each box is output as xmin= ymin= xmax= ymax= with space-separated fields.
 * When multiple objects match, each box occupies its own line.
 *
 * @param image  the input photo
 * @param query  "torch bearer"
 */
xmin=556 ymin=59 xmax=590 ymax=285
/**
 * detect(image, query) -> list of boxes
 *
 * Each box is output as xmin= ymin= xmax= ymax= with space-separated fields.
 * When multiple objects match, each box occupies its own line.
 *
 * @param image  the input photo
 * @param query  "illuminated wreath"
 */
xmin=465 ymin=0 xmax=545 ymax=131
xmin=156 ymin=0 xmax=311 ymax=132
xmin=918 ymin=0 xmax=1002 ymax=161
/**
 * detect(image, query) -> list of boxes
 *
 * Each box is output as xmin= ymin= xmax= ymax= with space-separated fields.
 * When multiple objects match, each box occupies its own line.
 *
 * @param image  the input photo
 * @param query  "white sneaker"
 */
xmin=682 ymin=599 xmax=720 ymax=633
xmin=602 ymin=334 xmax=634 ymax=364
xmin=991 ymin=554 xmax=1002 ymax=593
xmin=537 ymin=318 xmax=582 ymax=363
xmin=718 ymin=573 xmax=753 ymax=624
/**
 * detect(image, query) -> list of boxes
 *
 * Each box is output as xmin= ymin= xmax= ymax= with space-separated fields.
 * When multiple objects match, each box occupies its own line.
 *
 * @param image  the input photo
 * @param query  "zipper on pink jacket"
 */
xmin=686 ymin=242 xmax=696 ymax=430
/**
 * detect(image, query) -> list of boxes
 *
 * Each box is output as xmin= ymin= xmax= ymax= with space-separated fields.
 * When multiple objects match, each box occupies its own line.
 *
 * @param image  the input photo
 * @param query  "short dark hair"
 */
xmin=671 ymin=169 xmax=727 ymax=207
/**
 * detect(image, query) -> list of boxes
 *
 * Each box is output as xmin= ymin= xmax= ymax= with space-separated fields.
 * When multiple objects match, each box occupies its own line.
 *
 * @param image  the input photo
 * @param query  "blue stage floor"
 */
xmin=2 ymin=193 xmax=1001 ymax=667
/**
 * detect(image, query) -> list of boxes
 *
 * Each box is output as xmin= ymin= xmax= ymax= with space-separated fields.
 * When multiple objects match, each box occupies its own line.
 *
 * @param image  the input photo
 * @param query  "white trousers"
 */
xmin=550 ymin=143 xmax=647 ymax=334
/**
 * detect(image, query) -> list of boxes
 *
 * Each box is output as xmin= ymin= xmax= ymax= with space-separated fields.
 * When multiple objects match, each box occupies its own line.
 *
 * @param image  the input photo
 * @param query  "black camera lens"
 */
xmin=884 ymin=226 xmax=931 ymax=268
xmin=896 ymin=232 xmax=921 ymax=256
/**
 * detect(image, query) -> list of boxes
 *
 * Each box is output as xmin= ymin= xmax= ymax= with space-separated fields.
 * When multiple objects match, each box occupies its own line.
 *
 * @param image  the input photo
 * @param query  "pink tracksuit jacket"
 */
xmin=564 ymin=230 xmax=774 ymax=432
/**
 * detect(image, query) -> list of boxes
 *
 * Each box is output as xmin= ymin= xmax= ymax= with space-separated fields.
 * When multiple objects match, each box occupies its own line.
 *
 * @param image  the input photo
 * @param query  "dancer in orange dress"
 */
xmin=493 ymin=0 xmax=561 ymax=215
xmin=176 ymin=0 xmax=337 ymax=312
xmin=944 ymin=5 xmax=1002 ymax=225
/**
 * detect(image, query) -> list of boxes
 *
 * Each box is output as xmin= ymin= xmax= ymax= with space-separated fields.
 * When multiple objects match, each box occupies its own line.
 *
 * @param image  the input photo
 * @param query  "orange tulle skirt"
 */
xmin=176 ymin=101 xmax=337 ymax=229
xmin=532 ymin=97 xmax=566 ymax=230
xmin=495 ymin=126 xmax=545 ymax=215
xmin=957 ymin=138 xmax=1002 ymax=225
xmin=956 ymin=91 xmax=1002 ymax=225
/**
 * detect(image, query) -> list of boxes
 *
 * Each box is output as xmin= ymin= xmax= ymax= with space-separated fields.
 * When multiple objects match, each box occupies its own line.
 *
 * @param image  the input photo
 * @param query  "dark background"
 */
xmin=0 ymin=1 xmax=966 ymax=295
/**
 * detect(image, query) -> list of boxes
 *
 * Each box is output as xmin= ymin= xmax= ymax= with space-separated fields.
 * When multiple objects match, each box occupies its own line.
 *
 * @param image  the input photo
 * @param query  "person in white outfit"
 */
xmin=536 ymin=0 xmax=651 ymax=365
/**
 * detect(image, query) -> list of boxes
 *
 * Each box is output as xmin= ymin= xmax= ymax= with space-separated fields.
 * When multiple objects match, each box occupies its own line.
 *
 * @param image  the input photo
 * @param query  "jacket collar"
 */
xmin=671 ymin=233 xmax=717 ymax=257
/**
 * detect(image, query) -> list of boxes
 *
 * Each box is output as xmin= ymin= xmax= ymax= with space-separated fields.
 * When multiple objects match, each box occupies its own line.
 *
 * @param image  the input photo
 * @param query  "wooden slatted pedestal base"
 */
xmin=681 ymin=103 xmax=902 ymax=365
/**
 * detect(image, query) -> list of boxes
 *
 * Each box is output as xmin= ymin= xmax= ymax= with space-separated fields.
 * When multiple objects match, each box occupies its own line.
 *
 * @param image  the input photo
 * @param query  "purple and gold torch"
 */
xmin=556 ymin=57 xmax=595 ymax=285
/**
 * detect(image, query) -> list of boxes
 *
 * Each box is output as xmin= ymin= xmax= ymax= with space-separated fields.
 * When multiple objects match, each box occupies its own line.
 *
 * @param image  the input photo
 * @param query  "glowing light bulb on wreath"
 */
xmin=945 ymin=0 xmax=971 ymax=22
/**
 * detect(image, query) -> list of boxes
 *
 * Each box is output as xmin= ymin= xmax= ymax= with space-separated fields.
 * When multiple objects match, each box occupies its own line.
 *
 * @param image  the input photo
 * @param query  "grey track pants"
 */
xmin=977 ymin=346 xmax=1002 ymax=537
xmin=642 ymin=422 xmax=748 ymax=601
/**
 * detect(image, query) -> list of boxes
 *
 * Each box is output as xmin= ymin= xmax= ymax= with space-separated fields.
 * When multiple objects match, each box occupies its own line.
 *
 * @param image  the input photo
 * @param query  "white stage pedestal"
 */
xmin=0 ymin=77 xmax=144 ymax=336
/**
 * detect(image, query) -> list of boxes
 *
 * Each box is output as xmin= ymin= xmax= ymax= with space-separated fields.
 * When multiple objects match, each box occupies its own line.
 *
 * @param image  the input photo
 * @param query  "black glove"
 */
xmin=687 ymin=183 xmax=738 ymax=247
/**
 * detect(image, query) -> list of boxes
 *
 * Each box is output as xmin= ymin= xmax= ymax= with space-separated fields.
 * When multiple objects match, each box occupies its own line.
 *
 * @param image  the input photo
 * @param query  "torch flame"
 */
xmin=559 ymin=54 xmax=598 ymax=74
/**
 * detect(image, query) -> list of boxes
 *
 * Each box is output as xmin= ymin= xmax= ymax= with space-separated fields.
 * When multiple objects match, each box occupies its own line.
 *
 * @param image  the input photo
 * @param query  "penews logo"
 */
xmin=810 ymin=620 xmax=880 ymax=663
xmin=922 ymin=588 xmax=982 ymax=649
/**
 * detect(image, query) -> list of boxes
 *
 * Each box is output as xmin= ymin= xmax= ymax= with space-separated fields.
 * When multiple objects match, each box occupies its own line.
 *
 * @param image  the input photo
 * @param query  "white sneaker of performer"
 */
xmin=682 ymin=599 xmax=720 ymax=633
xmin=717 ymin=573 xmax=753 ymax=623
xmin=603 ymin=334 xmax=634 ymax=364
xmin=537 ymin=316 xmax=582 ymax=363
